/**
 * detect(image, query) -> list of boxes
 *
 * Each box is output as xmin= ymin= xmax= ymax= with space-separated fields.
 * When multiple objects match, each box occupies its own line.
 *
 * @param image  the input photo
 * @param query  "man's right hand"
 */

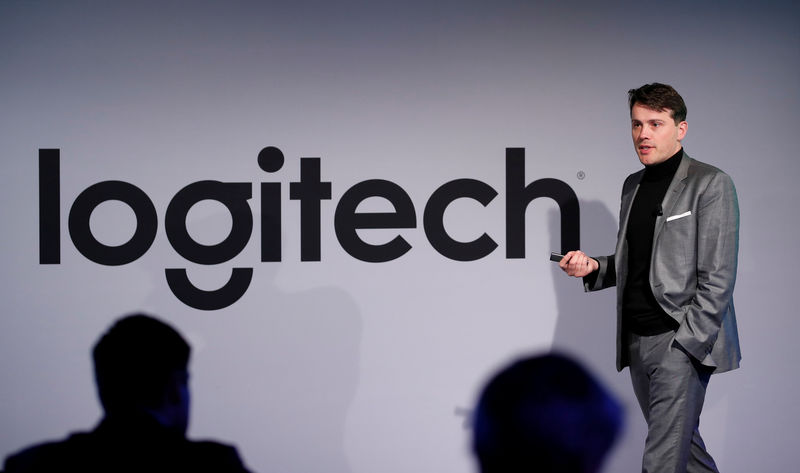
xmin=559 ymin=250 xmax=599 ymax=278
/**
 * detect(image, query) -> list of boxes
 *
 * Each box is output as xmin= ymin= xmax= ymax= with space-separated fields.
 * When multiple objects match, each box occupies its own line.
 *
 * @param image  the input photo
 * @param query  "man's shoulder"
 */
xmin=4 ymin=440 xmax=61 ymax=471
xmin=182 ymin=438 xmax=251 ymax=471
xmin=621 ymin=168 xmax=644 ymax=192
xmin=624 ymin=167 xmax=645 ymax=180
xmin=4 ymin=432 xmax=94 ymax=472
xmin=4 ymin=435 xmax=251 ymax=473
xmin=681 ymin=156 xmax=738 ymax=202
xmin=682 ymin=155 xmax=732 ymax=181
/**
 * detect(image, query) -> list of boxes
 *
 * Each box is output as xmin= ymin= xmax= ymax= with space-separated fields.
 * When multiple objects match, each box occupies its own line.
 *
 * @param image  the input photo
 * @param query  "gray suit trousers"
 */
xmin=628 ymin=331 xmax=719 ymax=473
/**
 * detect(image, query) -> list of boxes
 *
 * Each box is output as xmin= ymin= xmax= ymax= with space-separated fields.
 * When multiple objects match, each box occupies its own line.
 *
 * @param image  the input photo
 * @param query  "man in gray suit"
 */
xmin=559 ymin=83 xmax=740 ymax=473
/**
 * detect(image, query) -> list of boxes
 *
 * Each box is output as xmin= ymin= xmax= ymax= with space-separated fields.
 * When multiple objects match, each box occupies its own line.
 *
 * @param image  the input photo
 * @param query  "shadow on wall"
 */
xmin=143 ymin=210 xmax=361 ymax=473
xmin=548 ymin=201 xmax=646 ymax=473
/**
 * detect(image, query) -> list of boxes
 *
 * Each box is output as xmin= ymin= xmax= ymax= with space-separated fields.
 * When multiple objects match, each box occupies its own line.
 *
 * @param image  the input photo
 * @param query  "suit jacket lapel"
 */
xmin=653 ymin=153 xmax=692 ymax=241
xmin=617 ymin=171 xmax=642 ymax=255
xmin=615 ymin=170 xmax=643 ymax=294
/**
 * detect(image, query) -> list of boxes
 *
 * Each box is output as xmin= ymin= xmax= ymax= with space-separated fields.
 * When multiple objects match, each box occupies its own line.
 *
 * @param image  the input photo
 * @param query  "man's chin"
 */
xmin=638 ymin=154 xmax=663 ymax=166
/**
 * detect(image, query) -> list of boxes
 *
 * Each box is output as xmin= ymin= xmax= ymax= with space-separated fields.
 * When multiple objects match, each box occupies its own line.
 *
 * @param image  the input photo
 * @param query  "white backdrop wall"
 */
xmin=1 ymin=1 xmax=798 ymax=472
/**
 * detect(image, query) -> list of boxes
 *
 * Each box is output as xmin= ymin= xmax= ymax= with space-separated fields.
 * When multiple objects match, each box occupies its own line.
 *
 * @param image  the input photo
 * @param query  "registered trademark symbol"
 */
xmin=577 ymin=170 xmax=585 ymax=180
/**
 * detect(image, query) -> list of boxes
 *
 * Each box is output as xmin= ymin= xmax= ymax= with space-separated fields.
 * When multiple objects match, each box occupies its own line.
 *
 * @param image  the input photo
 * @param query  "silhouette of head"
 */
xmin=92 ymin=314 xmax=191 ymax=434
xmin=473 ymin=353 xmax=623 ymax=473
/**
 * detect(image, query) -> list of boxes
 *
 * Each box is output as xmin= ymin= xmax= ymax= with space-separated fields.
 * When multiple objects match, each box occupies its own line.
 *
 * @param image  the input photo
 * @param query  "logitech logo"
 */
xmin=38 ymin=147 xmax=580 ymax=310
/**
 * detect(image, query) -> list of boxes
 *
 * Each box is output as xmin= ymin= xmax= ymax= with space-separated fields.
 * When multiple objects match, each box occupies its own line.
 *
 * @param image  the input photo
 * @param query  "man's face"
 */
xmin=631 ymin=103 xmax=687 ymax=166
xmin=162 ymin=368 xmax=191 ymax=435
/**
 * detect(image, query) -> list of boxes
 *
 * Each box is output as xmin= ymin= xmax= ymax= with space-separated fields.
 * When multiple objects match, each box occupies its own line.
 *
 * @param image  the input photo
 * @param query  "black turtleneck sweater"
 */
xmin=622 ymin=148 xmax=683 ymax=335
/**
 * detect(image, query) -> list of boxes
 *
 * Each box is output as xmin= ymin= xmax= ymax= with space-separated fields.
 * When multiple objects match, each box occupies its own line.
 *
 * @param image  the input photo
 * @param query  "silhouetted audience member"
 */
xmin=473 ymin=353 xmax=623 ymax=473
xmin=3 ymin=313 xmax=252 ymax=472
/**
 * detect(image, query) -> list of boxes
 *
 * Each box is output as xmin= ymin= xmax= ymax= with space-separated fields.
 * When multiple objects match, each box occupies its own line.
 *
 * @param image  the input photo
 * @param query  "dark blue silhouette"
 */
xmin=473 ymin=353 xmax=623 ymax=473
xmin=3 ymin=314 xmax=252 ymax=472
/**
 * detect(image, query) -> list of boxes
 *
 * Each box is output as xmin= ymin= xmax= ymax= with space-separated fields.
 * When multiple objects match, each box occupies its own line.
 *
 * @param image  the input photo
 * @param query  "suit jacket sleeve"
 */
xmin=583 ymin=255 xmax=615 ymax=292
xmin=673 ymin=171 xmax=739 ymax=361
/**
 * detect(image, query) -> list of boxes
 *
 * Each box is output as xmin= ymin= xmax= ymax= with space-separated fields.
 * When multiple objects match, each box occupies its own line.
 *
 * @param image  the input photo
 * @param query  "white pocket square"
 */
xmin=666 ymin=211 xmax=692 ymax=222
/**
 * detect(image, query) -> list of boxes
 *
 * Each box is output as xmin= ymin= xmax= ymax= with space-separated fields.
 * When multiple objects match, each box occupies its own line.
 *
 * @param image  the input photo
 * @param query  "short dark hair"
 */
xmin=628 ymin=82 xmax=687 ymax=123
xmin=473 ymin=353 xmax=623 ymax=473
xmin=93 ymin=313 xmax=190 ymax=413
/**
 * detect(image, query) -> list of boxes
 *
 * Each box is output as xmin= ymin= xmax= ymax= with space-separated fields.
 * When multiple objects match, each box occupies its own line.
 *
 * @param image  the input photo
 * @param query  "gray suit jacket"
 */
xmin=585 ymin=154 xmax=741 ymax=373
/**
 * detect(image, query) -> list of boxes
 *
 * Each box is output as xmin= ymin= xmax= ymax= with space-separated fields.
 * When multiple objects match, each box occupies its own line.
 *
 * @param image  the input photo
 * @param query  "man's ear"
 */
xmin=677 ymin=120 xmax=688 ymax=140
xmin=161 ymin=369 xmax=190 ymax=434
xmin=165 ymin=370 xmax=189 ymax=405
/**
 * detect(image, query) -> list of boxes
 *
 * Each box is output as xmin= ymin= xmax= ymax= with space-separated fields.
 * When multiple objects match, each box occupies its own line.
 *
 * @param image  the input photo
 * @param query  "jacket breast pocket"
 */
xmin=659 ymin=213 xmax=696 ymax=271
